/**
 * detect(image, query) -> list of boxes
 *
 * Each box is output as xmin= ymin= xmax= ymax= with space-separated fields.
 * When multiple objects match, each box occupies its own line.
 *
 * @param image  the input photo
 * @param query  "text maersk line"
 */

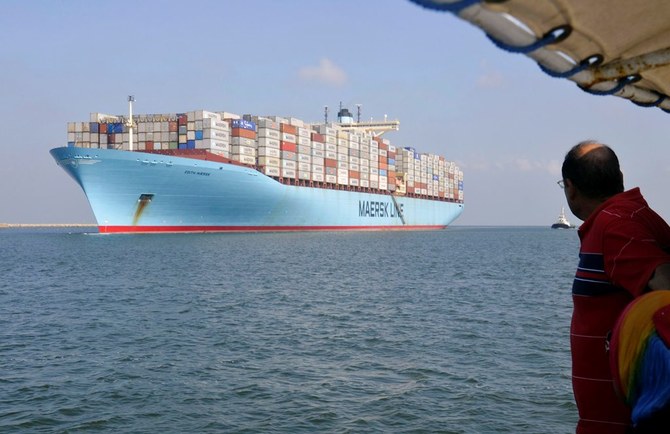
xmin=358 ymin=200 xmax=403 ymax=218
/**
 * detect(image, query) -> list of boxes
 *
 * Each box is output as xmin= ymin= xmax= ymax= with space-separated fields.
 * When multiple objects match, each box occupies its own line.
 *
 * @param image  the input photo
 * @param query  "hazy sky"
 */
xmin=2 ymin=0 xmax=668 ymax=226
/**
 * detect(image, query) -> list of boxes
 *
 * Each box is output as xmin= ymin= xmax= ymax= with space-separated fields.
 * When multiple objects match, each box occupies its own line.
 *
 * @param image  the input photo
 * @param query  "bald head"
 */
xmin=561 ymin=140 xmax=624 ymax=200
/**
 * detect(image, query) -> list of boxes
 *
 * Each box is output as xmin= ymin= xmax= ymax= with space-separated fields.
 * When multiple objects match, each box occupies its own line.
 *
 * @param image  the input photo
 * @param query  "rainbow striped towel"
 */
xmin=610 ymin=290 xmax=670 ymax=425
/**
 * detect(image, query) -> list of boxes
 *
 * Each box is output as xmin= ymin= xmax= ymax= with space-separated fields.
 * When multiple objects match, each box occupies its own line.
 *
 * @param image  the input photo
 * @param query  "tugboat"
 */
xmin=551 ymin=207 xmax=572 ymax=229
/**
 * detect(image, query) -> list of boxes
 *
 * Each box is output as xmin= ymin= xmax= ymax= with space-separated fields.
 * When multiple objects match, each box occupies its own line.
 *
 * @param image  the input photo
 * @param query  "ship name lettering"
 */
xmin=184 ymin=170 xmax=210 ymax=176
xmin=358 ymin=200 xmax=402 ymax=218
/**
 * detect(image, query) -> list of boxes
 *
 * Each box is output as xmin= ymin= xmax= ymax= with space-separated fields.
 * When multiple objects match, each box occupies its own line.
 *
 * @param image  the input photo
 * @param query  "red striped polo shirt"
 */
xmin=571 ymin=188 xmax=670 ymax=434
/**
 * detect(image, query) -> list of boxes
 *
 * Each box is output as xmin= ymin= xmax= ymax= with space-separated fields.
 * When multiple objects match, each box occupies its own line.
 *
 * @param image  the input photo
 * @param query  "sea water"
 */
xmin=0 ymin=227 xmax=579 ymax=433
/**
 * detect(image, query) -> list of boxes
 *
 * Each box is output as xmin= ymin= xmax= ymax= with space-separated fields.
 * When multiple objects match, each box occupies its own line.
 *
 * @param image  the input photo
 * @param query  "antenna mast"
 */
xmin=127 ymin=95 xmax=135 ymax=151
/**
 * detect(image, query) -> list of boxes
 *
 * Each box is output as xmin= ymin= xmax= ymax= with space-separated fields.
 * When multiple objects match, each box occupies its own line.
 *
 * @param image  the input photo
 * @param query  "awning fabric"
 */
xmin=410 ymin=0 xmax=670 ymax=113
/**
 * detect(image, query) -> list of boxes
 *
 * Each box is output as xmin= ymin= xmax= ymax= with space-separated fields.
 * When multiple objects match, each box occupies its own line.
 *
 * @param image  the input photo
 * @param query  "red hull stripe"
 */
xmin=98 ymin=225 xmax=447 ymax=234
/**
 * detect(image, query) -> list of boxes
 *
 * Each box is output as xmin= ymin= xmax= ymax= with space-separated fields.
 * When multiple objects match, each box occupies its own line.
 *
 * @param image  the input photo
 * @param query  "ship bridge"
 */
xmin=333 ymin=105 xmax=399 ymax=137
xmin=336 ymin=119 xmax=400 ymax=137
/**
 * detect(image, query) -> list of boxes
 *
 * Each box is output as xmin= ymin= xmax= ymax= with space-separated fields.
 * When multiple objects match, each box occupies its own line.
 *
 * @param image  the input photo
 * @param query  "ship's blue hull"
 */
xmin=50 ymin=147 xmax=464 ymax=233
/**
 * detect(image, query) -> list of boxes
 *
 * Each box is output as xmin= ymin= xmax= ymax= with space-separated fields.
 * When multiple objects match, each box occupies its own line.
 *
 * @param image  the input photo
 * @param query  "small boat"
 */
xmin=551 ymin=207 xmax=572 ymax=229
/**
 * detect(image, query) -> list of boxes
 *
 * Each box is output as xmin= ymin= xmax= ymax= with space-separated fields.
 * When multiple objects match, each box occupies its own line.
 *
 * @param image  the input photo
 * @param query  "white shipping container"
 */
xmin=325 ymin=174 xmax=337 ymax=183
xmin=312 ymin=172 xmax=324 ymax=182
xmin=282 ymin=168 xmax=297 ymax=179
xmin=337 ymin=168 xmax=348 ymax=177
xmin=325 ymin=151 xmax=337 ymax=160
xmin=360 ymin=179 xmax=370 ymax=188
xmin=187 ymin=131 xmax=195 ymax=141
xmin=312 ymin=156 xmax=324 ymax=166
xmin=312 ymin=149 xmax=325 ymax=158
xmin=298 ymin=136 xmax=310 ymax=146
xmin=370 ymin=173 xmax=379 ymax=182
xmin=311 ymin=164 xmax=324 ymax=174
xmin=231 ymin=145 xmax=256 ymax=156
xmin=202 ymin=118 xmax=229 ymax=129
xmin=298 ymin=162 xmax=311 ymax=172
xmin=337 ymin=161 xmax=349 ymax=170
xmin=281 ymin=160 xmax=297 ymax=170
xmin=325 ymin=143 xmax=337 ymax=152
xmin=258 ymin=156 xmax=280 ymax=167
xmin=298 ymin=171 xmax=311 ymax=181
xmin=258 ymin=118 xmax=279 ymax=129
xmin=281 ymin=133 xmax=296 ymax=143
xmin=316 ymin=125 xmax=337 ymax=136
xmin=203 ymin=129 xmax=230 ymax=140
xmin=262 ymin=166 xmax=281 ymax=177
xmin=231 ymin=137 xmax=256 ymax=147
xmin=298 ymin=154 xmax=311 ymax=164
xmin=258 ymin=137 xmax=280 ymax=149
xmin=233 ymin=154 xmax=256 ymax=165
xmin=337 ymin=153 xmax=348 ymax=162
xmin=258 ymin=128 xmax=281 ymax=140
xmin=350 ymin=163 xmax=360 ymax=172
xmin=297 ymin=144 xmax=311 ymax=155
xmin=311 ymin=141 xmax=324 ymax=151
xmin=297 ymin=127 xmax=310 ymax=138
xmin=289 ymin=117 xmax=304 ymax=127
xmin=325 ymin=135 xmax=337 ymax=145
xmin=349 ymin=140 xmax=359 ymax=150
xmin=337 ymin=175 xmax=349 ymax=185
xmin=258 ymin=146 xmax=281 ymax=158
xmin=360 ymin=171 xmax=369 ymax=180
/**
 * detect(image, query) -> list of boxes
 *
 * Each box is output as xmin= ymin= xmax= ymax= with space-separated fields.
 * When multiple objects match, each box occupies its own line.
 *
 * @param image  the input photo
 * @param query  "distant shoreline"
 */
xmin=0 ymin=223 xmax=97 ymax=228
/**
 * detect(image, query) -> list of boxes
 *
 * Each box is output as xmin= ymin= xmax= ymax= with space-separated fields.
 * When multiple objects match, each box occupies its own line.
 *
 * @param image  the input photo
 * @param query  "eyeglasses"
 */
xmin=557 ymin=179 xmax=565 ymax=189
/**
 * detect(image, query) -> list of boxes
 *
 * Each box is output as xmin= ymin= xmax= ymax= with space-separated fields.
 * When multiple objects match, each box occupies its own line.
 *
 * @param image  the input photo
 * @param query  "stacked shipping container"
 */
xmin=67 ymin=109 xmax=463 ymax=203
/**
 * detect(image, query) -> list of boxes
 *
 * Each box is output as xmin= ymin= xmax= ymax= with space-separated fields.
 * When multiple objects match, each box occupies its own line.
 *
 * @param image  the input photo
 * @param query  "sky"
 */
xmin=1 ymin=0 xmax=668 ymax=226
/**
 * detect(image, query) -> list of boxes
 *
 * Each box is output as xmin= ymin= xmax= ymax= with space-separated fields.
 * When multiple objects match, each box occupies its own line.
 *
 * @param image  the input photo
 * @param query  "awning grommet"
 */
xmin=540 ymin=53 xmax=604 ymax=78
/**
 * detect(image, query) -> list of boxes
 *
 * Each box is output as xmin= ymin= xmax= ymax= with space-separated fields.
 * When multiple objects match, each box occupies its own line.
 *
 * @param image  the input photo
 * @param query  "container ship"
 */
xmin=50 ymin=99 xmax=464 ymax=233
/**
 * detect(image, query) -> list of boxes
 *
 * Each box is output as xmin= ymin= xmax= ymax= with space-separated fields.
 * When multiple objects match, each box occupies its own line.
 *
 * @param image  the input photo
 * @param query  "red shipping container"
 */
xmin=177 ymin=114 xmax=187 ymax=125
xmin=169 ymin=121 xmax=178 ymax=132
xmin=311 ymin=132 xmax=325 ymax=142
xmin=379 ymin=162 xmax=388 ymax=170
xmin=280 ymin=141 xmax=297 ymax=152
xmin=324 ymin=158 xmax=338 ymax=168
xmin=100 ymin=123 xmax=108 ymax=134
xmin=146 ymin=141 xmax=154 ymax=151
xmin=231 ymin=128 xmax=256 ymax=139
xmin=349 ymin=170 xmax=360 ymax=179
xmin=280 ymin=123 xmax=297 ymax=135
xmin=378 ymin=155 xmax=387 ymax=164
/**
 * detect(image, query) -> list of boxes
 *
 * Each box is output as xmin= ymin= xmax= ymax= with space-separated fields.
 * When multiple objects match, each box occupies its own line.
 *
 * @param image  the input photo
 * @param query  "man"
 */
xmin=560 ymin=140 xmax=670 ymax=433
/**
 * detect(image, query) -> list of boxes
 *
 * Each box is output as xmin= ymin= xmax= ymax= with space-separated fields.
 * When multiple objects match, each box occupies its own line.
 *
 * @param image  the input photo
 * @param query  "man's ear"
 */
xmin=565 ymin=178 xmax=578 ymax=202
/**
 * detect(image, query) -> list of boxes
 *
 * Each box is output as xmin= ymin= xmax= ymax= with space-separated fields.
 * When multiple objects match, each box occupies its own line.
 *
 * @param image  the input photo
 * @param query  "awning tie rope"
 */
xmin=632 ymin=92 xmax=666 ymax=108
xmin=487 ymin=25 xmax=572 ymax=54
xmin=408 ymin=0 xmax=481 ymax=14
xmin=578 ymin=74 xmax=641 ymax=96
xmin=540 ymin=54 xmax=604 ymax=78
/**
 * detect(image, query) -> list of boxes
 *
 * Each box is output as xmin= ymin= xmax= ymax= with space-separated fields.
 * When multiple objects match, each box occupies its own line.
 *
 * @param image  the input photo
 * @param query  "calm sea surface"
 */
xmin=1 ymin=226 xmax=580 ymax=433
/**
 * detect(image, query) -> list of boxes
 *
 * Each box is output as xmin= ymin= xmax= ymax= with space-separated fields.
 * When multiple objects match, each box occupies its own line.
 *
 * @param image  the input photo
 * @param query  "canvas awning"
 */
xmin=410 ymin=0 xmax=670 ymax=113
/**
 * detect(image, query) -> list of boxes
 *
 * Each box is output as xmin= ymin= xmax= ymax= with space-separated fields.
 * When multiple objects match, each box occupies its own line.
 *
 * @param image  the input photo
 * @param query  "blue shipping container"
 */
xmin=187 ymin=140 xmax=196 ymax=149
xmin=433 ymin=174 xmax=440 ymax=181
xmin=90 ymin=122 xmax=99 ymax=133
xmin=178 ymin=143 xmax=188 ymax=149
xmin=388 ymin=158 xmax=395 ymax=165
xmin=195 ymin=130 xmax=203 ymax=140
xmin=231 ymin=119 xmax=256 ymax=131
xmin=67 ymin=141 xmax=75 ymax=147
xmin=379 ymin=169 xmax=387 ymax=176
